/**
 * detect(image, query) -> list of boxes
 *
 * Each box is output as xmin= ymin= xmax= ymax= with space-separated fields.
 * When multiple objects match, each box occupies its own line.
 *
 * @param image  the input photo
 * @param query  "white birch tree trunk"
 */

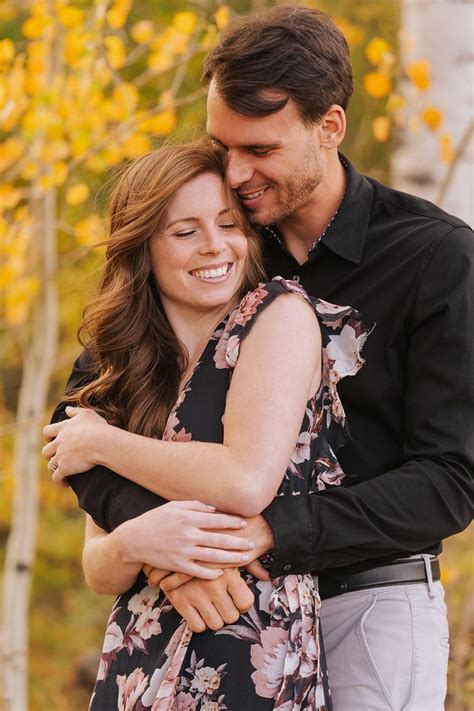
xmin=392 ymin=0 xmax=474 ymax=226
xmin=1 ymin=190 xmax=58 ymax=711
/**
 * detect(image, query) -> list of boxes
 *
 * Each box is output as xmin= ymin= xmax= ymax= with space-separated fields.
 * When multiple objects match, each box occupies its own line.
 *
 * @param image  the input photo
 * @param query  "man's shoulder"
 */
xmin=366 ymin=175 xmax=471 ymax=236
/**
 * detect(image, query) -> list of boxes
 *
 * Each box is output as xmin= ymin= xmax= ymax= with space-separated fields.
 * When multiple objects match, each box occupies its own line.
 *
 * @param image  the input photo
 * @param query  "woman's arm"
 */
xmin=82 ymin=501 xmax=256 ymax=594
xmin=46 ymin=294 xmax=321 ymax=517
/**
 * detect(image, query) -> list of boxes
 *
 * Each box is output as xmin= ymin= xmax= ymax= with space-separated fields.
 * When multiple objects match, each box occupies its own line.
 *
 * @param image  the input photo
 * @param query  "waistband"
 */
xmin=317 ymin=556 xmax=440 ymax=600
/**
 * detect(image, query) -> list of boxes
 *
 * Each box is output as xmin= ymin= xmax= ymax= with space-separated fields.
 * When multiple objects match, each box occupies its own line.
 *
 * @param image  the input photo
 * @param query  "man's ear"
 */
xmin=318 ymin=105 xmax=346 ymax=149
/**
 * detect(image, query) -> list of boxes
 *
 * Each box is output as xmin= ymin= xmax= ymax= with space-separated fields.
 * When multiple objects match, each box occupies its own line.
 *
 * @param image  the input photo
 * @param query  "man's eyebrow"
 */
xmin=166 ymin=208 xmax=231 ymax=229
xmin=209 ymin=136 xmax=281 ymax=151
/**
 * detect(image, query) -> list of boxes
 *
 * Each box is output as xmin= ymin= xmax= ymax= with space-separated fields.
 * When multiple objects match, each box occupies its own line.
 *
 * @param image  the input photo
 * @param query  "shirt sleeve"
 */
xmin=51 ymin=351 xmax=167 ymax=532
xmin=262 ymin=225 xmax=474 ymax=576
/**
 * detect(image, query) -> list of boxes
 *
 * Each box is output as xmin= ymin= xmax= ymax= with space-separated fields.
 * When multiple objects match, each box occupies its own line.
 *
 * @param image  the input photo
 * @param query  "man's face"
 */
xmin=206 ymin=82 xmax=325 ymax=227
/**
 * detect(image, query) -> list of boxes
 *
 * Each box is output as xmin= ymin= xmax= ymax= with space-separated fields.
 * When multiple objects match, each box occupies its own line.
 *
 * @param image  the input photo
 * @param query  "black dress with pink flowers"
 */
xmin=89 ymin=277 xmax=368 ymax=711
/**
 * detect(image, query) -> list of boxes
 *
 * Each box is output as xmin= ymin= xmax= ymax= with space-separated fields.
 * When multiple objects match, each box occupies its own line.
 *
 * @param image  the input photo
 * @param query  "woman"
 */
xmin=43 ymin=143 xmax=367 ymax=710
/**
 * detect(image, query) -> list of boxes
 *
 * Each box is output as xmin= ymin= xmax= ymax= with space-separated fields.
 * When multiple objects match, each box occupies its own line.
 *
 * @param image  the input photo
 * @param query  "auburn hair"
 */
xmin=203 ymin=4 xmax=353 ymax=124
xmin=68 ymin=142 xmax=265 ymax=437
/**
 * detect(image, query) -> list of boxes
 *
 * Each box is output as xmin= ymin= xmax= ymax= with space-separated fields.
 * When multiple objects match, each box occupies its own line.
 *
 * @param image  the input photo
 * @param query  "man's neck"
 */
xmin=277 ymin=155 xmax=347 ymax=265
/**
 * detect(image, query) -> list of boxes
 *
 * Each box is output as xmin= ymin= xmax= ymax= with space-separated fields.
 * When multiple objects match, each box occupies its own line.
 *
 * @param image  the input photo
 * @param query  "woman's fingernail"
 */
xmin=240 ymin=520 xmax=247 ymax=528
xmin=206 ymin=504 xmax=216 ymax=510
xmin=248 ymin=541 xmax=256 ymax=549
xmin=241 ymin=554 xmax=249 ymax=562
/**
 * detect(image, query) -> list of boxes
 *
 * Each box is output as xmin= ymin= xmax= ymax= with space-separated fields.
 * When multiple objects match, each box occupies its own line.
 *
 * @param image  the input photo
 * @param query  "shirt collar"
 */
xmin=262 ymin=154 xmax=374 ymax=265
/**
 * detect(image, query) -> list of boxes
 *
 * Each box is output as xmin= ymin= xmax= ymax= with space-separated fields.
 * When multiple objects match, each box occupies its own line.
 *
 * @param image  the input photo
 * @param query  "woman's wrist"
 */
xmin=92 ymin=421 xmax=118 ymax=468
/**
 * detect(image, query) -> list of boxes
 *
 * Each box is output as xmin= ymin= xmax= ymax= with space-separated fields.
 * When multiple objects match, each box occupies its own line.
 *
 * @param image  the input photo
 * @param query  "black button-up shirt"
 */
xmin=52 ymin=157 xmax=474 ymax=578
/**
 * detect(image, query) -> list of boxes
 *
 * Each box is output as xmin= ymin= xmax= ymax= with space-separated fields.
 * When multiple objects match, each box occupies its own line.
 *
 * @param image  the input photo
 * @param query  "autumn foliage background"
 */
xmin=0 ymin=1 xmax=472 ymax=709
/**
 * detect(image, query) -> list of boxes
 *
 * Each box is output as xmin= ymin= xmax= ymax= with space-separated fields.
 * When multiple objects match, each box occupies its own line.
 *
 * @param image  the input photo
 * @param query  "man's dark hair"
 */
xmin=202 ymin=4 xmax=353 ymax=124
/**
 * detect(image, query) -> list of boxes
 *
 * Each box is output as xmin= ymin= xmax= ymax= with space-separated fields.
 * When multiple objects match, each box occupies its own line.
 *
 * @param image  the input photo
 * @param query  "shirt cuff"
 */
xmin=261 ymin=495 xmax=314 ymax=578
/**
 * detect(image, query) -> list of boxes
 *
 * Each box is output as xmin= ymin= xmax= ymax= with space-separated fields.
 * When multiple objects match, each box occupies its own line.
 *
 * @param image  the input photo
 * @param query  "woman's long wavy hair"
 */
xmin=69 ymin=142 xmax=266 ymax=438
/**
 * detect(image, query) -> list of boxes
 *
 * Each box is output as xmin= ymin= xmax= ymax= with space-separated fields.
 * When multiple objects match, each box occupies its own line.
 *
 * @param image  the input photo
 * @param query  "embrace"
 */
xmin=42 ymin=6 xmax=473 ymax=711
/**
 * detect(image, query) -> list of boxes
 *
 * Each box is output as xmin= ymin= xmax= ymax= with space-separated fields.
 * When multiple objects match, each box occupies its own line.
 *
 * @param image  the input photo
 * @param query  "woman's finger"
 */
xmin=197 ymin=530 xmax=255 ymax=551
xmin=43 ymin=423 xmax=60 ymax=438
xmin=190 ymin=546 xmax=251 ymax=566
xmin=41 ymin=441 xmax=57 ymax=459
xmin=190 ymin=512 xmax=248 ymax=530
xmin=65 ymin=406 xmax=82 ymax=417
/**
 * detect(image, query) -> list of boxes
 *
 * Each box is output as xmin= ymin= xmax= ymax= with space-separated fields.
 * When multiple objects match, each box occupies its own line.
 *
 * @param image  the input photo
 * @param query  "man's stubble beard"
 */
xmin=250 ymin=139 xmax=324 ymax=228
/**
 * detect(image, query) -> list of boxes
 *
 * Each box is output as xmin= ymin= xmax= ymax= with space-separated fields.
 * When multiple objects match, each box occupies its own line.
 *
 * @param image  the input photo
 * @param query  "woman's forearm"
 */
xmin=95 ymin=426 xmax=266 ymax=517
xmin=82 ymin=524 xmax=142 ymax=595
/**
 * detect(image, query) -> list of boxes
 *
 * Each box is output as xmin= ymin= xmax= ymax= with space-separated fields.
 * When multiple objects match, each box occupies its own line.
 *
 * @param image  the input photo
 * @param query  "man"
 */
xmin=51 ymin=6 xmax=473 ymax=709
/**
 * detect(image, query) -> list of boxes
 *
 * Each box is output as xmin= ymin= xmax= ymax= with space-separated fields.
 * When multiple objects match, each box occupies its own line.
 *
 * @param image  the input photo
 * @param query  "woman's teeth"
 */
xmin=192 ymin=264 xmax=229 ymax=279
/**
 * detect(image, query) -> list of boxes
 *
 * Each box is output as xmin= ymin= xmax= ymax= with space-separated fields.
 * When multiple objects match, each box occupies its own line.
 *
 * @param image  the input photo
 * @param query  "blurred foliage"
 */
xmin=0 ymin=0 xmax=470 ymax=708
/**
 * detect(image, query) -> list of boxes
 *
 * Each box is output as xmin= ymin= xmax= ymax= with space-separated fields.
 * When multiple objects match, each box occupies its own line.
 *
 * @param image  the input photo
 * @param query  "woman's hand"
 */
xmin=42 ymin=406 xmax=109 ymax=485
xmin=116 ymin=500 xmax=255 ymax=579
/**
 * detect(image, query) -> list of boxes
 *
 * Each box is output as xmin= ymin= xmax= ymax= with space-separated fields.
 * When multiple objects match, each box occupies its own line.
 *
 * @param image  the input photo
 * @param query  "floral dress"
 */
xmin=89 ymin=277 xmax=368 ymax=711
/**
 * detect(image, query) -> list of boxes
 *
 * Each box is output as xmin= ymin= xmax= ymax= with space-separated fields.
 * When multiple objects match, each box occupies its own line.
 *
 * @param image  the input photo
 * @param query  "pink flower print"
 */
xmin=190 ymin=665 xmax=223 ymax=695
xmin=102 ymin=621 xmax=124 ymax=654
xmin=162 ymin=411 xmax=192 ymax=442
xmin=135 ymin=606 xmax=162 ymax=640
xmin=326 ymin=325 xmax=366 ymax=378
xmin=127 ymin=585 xmax=160 ymax=615
xmin=234 ymin=284 xmax=268 ymax=326
xmin=291 ymin=431 xmax=312 ymax=466
xmin=250 ymin=625 xmax=289 ymax=699
xmin=116 ymin=667 xmax=149 ymax=711
xmin=224 ymin=334 xmax=240 ymax=368
xmin=171 ymin=692 xmax=196 ymax=709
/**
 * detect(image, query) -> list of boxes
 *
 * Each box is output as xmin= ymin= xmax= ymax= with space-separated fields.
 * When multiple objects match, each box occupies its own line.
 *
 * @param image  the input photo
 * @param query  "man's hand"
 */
xmin=162 ymin=568 xmax=255 ymax=632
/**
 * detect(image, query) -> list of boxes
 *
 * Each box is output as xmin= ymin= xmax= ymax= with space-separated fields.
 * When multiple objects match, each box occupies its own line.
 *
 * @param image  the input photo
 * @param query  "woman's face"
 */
xmin=150 ymin=172 xmax=249 ymax=319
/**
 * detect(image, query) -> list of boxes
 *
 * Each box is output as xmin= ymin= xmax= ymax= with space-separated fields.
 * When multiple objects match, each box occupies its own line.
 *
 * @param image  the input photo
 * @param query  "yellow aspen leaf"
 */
xmin=335 ymin=18 xmax=364 ymax=48
xmin=365 ymin=37 xmax=391 ymax=66
xmin=147 ymin=51 xmax=173 ymax=73
xmin=37 ymin=174 xmax=55 ymax=191
xmin=0 ymin=38 xmax=15 ymax=64
xmin=0 ymin=136 xmax=24 ymax=170
xmin=70 ymin=130 xmax=91 ymax=158
xmin=363 ymin=72 xmax=392 ymax=98
xmin=173 ymin=11 xmax=197 ymax=34
xmin=215 ymin=6 xmax=230 ymax=30
xmin=75 ymin=214 xmax=105 ymax=246
xmin=66 ymin=183 xmax=90 ymax=206
xmin=200 ymin=25 xmax=218 ymax=51
xmin=140 ymin=110 xmax=176 ymax=136
xmin=121 ymin=133 xmax=152 ymax=158
xmin=372 ymin=116 xmax=391 ymax=142
xmin=57 ymin=6 xmax=84 ymax=29
xmin=105 ymin=35 xmax=126 ymax=69
xmin=64 ymin=32 xmax=87 ymax=66
xmin=112 ymin=83 xmax=139 ymax=114
xmin=21 ymin=160 xmax=39 ymax=180
xmin=131 ymin=20 xmax=154 ymax=45
xmin=440 ymin=133 xmax=454 ymax=163
xmin=406 ymin=60 xmax=430 ymax=90
xmin=106 ymin=8 xmax=127 ymax=30
xmin=5 ymin=277 xmax=40 ymax=326
xmin=0 ymin=184 xmax=22 ymax=209
xmin=386 ymin=93 xmax=406 ymax=113
xmin=421 ymin=106 xmax=443 ymax=131
xmin=22 ymin=16 xmax=52 ymax=39
xmin=51 ymin=161 xmax=68 ymax=186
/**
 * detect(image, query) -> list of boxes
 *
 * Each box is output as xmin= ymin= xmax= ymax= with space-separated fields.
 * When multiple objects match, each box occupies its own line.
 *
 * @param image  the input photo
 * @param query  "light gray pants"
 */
xmin=319 ymin=579 xmax=449 ymax=710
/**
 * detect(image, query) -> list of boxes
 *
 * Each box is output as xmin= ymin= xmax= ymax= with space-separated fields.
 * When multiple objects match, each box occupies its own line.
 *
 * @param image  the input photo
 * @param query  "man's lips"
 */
xmin=237 ymin=186 xmax=270 ymax=205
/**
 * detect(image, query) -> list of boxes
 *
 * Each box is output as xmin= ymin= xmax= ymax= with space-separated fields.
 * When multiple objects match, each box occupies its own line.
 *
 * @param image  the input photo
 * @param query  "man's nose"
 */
xmin=225 ymin=151 xmax=253 ymax=189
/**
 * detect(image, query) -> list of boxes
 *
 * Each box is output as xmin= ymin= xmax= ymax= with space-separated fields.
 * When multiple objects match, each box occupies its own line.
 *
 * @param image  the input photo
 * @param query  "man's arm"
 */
xmin=262 ymin=225 xmax=474 ymax=576
xmin=51 ymin=350 xmax=168 ymax=531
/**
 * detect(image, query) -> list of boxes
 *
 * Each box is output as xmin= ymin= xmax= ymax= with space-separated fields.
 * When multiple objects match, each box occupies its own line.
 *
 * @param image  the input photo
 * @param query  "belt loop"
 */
xmin=422 ymin=555 xmax=436 ymax=599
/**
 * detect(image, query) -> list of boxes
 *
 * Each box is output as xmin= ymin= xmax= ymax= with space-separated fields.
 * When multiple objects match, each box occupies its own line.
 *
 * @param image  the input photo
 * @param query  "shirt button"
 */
xmin=283 ymin=564 xmax=292 ymax=572
xmin=292 ymin=275 xmax=300 ymax=282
